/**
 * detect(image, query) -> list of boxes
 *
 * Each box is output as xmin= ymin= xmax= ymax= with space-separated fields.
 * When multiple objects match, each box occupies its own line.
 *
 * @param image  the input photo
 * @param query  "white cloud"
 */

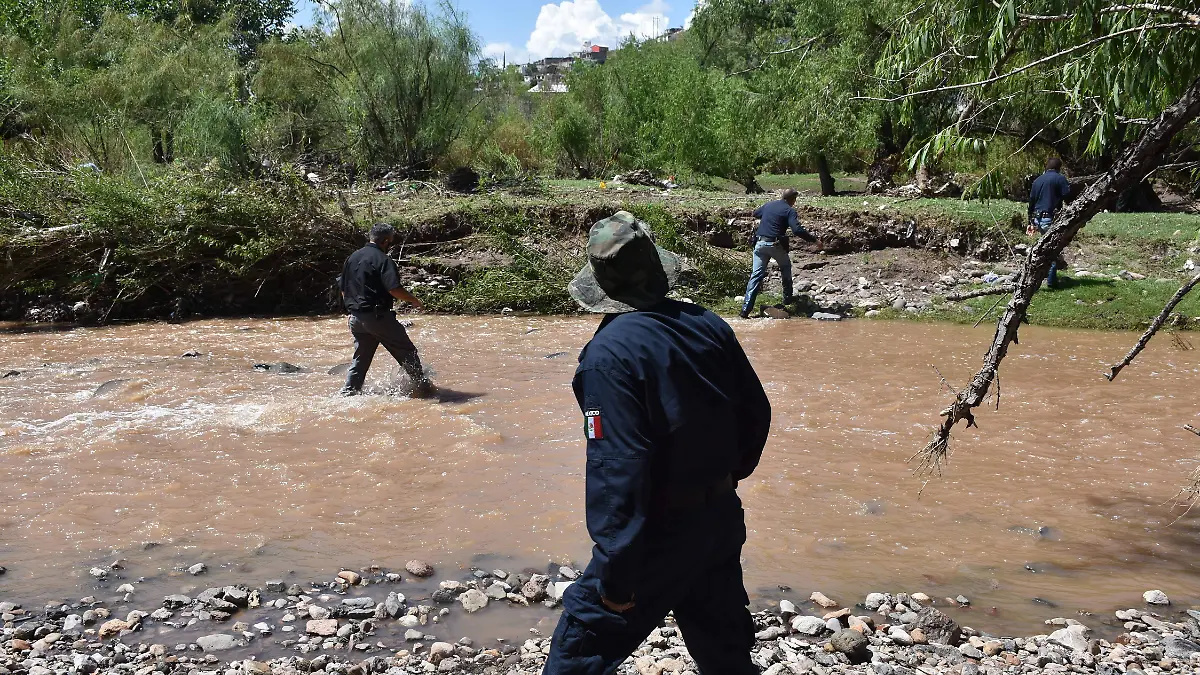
xmin=483 ymin=42 xmax=531 ymax=66
xmin=523 ymin=0 xmax=672 ymax=60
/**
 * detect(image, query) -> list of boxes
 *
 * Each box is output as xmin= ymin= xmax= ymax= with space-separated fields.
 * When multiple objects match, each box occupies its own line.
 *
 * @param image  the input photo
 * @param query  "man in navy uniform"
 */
xmin=545 ymin=211 xmax=771 ymax=674
xmin=1028 ymin=157 xmax=1072 ymax=288
xmin=740 ymin=188 xmax=819 ymax=318
xmin=338 ymin=223 xmax=433 ymax=396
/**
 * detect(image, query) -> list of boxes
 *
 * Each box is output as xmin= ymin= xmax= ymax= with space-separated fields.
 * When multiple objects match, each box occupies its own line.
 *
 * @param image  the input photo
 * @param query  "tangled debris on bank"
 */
xmin=3 ymin=563 xmax=1200 ymax=675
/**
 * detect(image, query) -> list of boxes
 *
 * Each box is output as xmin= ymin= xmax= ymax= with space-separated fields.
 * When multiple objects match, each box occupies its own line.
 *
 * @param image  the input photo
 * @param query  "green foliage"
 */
xmin=0 ymin=148 xmax=354 ymax=317
xmin=309 ymin=0 xmax=481 ymax=169
xmin=878 ymin=1 xmax=1200 ymax=192
xmin=538 ymin=40 xmax=769 ymax=185
xmin=420 ymin=201 xmax=580 ymax=313
xmin=624 ymin=202 xmax=748 ymax=303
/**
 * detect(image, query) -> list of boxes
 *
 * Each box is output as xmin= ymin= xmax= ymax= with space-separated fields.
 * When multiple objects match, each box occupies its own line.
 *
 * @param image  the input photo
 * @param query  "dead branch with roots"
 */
xmin=914 ymin=73 xmax=1200 ymax=479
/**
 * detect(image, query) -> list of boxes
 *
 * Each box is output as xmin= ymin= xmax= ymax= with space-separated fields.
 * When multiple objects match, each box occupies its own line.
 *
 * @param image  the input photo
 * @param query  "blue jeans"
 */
xmin=741 ymin=240 xmax=792 ymax=315
xmin=1034 ymin=215 xmax=1058 ymax=287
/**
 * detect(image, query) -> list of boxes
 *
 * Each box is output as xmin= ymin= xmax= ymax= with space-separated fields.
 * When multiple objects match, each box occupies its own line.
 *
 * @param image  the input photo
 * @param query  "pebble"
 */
xmin=1143 ymin=589 xmax=1170 ymax=605
xmin=97 ymin=619 xmax=131 ymax=639
xmin=307 ymin=605 xmax=330 ymax=620
xmin=88 ymin=567 xmax=108 ymax=579
xmin=195 ymin=634 xmax=242 ymax=652
xmin=305 ymin=619 xmax=338 ymax=637
xmin=790 ymin=615 xmax=826 ymax=636
xmin=187 ymin=563 xmax=208 ymax=576
xmin=810 ymin=591 xmax=838 ymax=608
xmin=337 ymin=570 xmax=362 ymax=585
xmin=405 ymin=560 xmax=435 ymax=577
xmin=888 ymin=626 xmax=913 ymax=646
xmin=458 ymin=589 xmax=488 ymax=613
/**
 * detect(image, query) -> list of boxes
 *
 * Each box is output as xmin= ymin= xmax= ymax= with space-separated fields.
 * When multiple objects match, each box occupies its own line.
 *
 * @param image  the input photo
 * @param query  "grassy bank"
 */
xmin=3 ymin=160 xmax=1198 ymax=330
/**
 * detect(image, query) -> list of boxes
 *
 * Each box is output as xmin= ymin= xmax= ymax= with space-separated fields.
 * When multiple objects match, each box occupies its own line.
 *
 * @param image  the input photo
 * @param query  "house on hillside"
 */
xmin=520 ymin=42 xmax=610 ymax=93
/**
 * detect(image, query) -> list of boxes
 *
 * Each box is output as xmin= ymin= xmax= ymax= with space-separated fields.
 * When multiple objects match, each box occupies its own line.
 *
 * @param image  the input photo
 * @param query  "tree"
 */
xmin=310 ymin=0 xmax=482 ymax=171
xmin=690 ymin=0 xmax=898 ymax=194
xmin=0 ymin=0 xmax=294 ymax=57
xmin=874 ymin=3 xmax=1200 ymax=502
xmin=873 ymin=1 xmax=1200 ymax=196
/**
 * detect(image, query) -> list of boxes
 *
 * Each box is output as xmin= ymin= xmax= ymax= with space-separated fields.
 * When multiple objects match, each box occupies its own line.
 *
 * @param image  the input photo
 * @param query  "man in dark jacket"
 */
xmin=338 ymin=223 xmax=433 ymax=396
xmin=545 ymin=211 xmax=771 ymax=675
xmin=741 ymin=188 xmax=819 ymax=318
xmin=1028 ymin=157 xmax=1072 ymax=288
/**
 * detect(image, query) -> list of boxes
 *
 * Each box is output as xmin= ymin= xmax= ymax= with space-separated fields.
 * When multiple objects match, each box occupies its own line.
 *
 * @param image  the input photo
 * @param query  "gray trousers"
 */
xmin=343 ymin=311 xmax=426 ymax=393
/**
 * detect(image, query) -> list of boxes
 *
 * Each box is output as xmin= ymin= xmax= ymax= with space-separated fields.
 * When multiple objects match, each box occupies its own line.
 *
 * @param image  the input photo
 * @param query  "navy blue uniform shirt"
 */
xmin=754 ymin=199 xmax=815 ymax=242
xmin=340 ymin=243 xmax=402 ymax=312
xmin=571 ymin=300 xmax=771 ymax=605
xmin=1028 ymin=169 xmax=1071 ymax=217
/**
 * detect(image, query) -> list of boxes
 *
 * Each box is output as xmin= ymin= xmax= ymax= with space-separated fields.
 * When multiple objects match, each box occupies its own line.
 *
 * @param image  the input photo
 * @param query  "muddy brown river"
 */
xmin=1 ymin=315 xmax=1198 ymax=639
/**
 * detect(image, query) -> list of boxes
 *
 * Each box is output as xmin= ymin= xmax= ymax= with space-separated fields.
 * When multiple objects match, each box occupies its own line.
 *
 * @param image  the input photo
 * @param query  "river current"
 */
xmin=1 ymin=315 xmax=1198 ymax=637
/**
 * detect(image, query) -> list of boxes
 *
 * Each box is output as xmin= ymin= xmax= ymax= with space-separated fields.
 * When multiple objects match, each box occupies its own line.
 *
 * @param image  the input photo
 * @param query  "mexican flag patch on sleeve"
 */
xmin=584 ymin=409 xmax=604 ymax=439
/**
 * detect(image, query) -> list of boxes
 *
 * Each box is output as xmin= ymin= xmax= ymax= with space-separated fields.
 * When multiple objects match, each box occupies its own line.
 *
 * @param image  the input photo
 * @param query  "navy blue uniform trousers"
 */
xmin=544 ymin=492 xmax=757 ymax=675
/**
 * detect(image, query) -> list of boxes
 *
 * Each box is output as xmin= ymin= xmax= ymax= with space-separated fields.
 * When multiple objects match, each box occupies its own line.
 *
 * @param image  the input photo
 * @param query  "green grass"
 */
xmin=1084 ymin=212 xmax=1200 ymax=245
xmin=916 ymin=277 xmax=1200 ymax=331
xmin=756 ymin=172 xmax=868 ymax=194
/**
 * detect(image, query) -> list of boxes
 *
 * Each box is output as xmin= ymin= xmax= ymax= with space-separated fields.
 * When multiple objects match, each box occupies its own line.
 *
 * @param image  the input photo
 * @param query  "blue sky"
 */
xmin=293 ymin=0 xmax=694 ymax=63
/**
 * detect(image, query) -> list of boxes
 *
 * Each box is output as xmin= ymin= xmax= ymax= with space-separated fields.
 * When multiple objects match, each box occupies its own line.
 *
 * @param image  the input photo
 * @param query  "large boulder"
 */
xmin=1164 ymin=637 xmax=1200 ymax=660
xmin=195 ymin=634 xmax=244 ymax=652
xmin=1048 ymin=624 xmax=1092 ymax=654
xmin=911 ymin=606 xmax=962 ymax=646
xmin=790 ymin=615 xmax=826 ymax=636
xmin=831 ymin=629 xmax=871 ymax=664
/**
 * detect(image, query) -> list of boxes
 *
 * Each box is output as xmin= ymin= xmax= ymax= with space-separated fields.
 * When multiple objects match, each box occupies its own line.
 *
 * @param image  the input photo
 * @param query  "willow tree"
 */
xmin=311 ymin=0 xmax=481 ymax=171
xmin=874 ymin=2 xmax=1200 ymax=505
xmin=689 ymin=0 xmax=899 ymax=194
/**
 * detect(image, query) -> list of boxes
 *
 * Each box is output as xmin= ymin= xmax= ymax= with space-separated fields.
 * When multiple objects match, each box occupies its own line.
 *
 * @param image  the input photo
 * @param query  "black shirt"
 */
xmin=1029 ymin=169 xmax=1071 ymax=217
xmin=754 ymin=199 xmax=816 ymax=242
xmin=340 ymin=243 xmax=402 ymax=312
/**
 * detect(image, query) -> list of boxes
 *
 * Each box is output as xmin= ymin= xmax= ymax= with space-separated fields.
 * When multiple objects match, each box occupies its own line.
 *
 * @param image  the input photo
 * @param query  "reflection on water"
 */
xmin=0 ymin=315 xmax=1198 ymax=636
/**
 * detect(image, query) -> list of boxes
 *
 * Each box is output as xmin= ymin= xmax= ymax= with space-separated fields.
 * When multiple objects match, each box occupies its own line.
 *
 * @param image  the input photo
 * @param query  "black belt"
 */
xmin=758 ymin=236 xmax=781 ymax=244
xmin=655 ymin=475 xmax=735 ymax=513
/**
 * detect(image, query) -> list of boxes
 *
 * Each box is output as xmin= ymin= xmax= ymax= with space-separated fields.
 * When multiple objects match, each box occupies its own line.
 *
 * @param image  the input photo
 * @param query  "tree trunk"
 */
xmin=163 ymin=129 xmax=174 ymax=164
xmin=151 ymin=125 xmax=166 ymax=164
xmin=816 ymin=153 xmax=835 ymax=196
xmin=742 ymin=177 xmax=765 ymax=194
xmin=917 ymin=73 xmax=1200 ymax=474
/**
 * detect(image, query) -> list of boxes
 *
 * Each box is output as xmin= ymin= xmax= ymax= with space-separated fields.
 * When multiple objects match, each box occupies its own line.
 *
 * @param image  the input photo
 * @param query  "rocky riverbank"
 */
xmin=4 ymin=563 xmax=1199 ymax=675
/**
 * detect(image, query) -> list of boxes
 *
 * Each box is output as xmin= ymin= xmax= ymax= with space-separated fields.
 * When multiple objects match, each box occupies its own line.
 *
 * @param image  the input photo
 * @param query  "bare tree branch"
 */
xmin=852 ymin=23 xmax=1195 ymax=103
xmin=1105 ymin=271 xmax=1200 ymax=381
xmin=727 ymin=33 xmax=827 ymax=78
xmin=1186 ymin=424 xmax=1200 ymax=438
xmin=1006 ymin=2 xmax=1200 ymax=24
xmin=912 ymin=73 xmax=1200 ymax=479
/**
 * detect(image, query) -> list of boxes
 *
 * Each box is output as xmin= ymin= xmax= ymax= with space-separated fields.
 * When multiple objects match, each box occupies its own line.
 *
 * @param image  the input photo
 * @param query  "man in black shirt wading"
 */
xmin=338 ymin=223 xmax=433 ymax=396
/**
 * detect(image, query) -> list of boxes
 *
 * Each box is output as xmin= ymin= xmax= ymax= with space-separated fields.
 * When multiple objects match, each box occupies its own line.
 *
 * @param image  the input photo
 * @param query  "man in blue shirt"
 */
xmin=546 ymin=211 xmax=771 ymax=675
xmin=1028 ymin=157 xmax=1072 ymax=288
xmin=740 ymin=188 xmax=819 ymax=318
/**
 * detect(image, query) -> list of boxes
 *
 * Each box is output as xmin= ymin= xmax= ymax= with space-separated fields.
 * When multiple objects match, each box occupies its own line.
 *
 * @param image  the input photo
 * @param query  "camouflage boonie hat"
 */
xmin=569 ymin=211 xmax=681 ymax=313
